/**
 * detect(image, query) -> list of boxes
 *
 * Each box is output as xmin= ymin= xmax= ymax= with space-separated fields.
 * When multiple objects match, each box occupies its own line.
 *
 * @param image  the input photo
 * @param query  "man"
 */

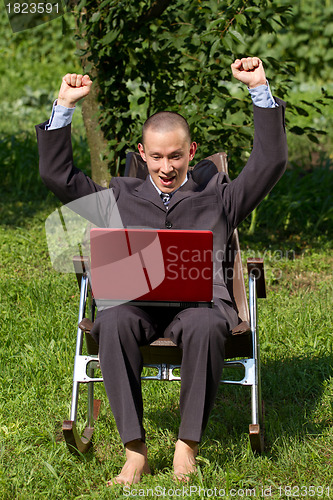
xmin=36 ymin=57 xmax=287 ymax=485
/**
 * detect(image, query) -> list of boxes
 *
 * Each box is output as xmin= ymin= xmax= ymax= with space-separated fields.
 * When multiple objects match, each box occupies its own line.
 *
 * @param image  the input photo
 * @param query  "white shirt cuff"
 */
xmin=248 ymin=81 xmax=278 ymax=108
xmin=45 ymin=100 xmax=76 ymax=130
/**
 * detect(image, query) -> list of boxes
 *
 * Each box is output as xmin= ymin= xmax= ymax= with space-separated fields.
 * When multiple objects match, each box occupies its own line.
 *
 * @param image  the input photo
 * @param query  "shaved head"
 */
xmin=138 ymin=111 xmax=197 ymax=193
xmin=142 ymin=111 xmax=191 ymax=145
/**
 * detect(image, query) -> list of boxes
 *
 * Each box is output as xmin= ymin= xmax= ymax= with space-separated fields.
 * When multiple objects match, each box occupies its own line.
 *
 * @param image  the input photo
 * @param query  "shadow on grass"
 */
xmin=0 ymin=130 xmax=90 ymax=227
xmin=239 ymin=162 xmax=333 ymax=253
xmin=144 ymin=353 xmax=333 ymax=462
xmin=261 ymin=354 xmax=333 ymax=445
xmin=54 ymin=353 xmax=332 ymax=477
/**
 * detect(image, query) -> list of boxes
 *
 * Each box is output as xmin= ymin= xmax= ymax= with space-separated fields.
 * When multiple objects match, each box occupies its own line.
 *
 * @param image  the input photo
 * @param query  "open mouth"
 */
xmin=160 ymin=175 xmax=176 ymax=186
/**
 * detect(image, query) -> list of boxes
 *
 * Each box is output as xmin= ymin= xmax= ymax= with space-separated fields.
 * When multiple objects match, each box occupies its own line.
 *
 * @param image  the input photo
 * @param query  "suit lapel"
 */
xmin=133 ymin=176 xmax=166 ymax=211
xmin=167 ymin=174 xmax=199 ymax=211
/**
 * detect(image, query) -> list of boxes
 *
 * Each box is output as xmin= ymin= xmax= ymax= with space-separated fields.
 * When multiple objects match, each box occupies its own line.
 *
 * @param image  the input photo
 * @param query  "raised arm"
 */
xmin=221 ymin=57 xmax=287 ymax=230
xmin=36 ymin=73 xmax=104 ymax=204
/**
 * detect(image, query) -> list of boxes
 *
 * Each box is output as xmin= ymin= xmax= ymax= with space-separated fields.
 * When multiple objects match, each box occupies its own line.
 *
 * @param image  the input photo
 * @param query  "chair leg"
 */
xmin=249 ymin=340 xmax=264 ymax=453
xmin=249 ymin=398 xmax=264 ymax=454
xmin=248 ymin=273 xmax=265 ymax=454
xmin=63 ymin=275 xmax=101 ymax=455
xmin=63 ymin=399 xmax=101 ymax=455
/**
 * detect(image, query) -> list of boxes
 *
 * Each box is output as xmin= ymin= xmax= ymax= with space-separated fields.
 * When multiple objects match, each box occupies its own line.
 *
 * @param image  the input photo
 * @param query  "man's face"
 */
xmin=138 ymin=127 xmax=197 ymax=193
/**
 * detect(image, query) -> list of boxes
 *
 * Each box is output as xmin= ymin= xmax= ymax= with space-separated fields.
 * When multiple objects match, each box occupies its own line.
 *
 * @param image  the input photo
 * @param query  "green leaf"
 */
xmin=290 ymin=126 xmax=305 ymax=136
xmin=43 ymin=462 xmax=59 ymax=479
xmin=294 ymin=106 xmax=309 ymax=117
xmin=307 ymin=134 xmax=319 ymax=144
xmin=228 ymin=29 xmax=246 ymax=45
xmin=245 ymin=7 xmax=260 ymax=13
xmin=91 ymin=11 xmax=101 ymax=23
xmin=101 ymin=29 xmax=120 ymax=46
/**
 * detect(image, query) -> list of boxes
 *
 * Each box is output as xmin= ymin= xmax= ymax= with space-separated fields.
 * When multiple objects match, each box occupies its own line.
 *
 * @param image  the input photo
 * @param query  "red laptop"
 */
xmin=89 ymin=228 xmax=213 ymax=307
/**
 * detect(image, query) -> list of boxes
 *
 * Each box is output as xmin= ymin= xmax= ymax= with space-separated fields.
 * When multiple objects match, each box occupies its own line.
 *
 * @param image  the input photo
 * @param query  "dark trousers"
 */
xmin=90 ymin=301 xmax=238 ymax=445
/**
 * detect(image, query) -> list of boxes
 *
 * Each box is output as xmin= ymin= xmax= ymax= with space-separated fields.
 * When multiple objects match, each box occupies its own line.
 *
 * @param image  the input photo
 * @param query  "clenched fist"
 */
xmin=57 ymin=73 xmax=93 ymax=108
xmin=231 ymin=57 xmax=267 ymax=89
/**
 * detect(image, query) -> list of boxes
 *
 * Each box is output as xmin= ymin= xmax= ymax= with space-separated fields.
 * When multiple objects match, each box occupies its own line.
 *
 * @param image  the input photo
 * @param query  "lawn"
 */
xmin=0 ymin=9 xmax=332 ymax=500
xmin=1 ymin=191 xmax=332 ymax=499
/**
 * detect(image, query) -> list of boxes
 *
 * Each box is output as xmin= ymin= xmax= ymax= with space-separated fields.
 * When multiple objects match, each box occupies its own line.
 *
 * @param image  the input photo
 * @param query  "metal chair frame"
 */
xmin=62 ymin=152 xmax=266 ymax=455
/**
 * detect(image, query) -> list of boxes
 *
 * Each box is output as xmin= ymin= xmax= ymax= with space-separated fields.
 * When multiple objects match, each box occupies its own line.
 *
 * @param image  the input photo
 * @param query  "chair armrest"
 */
xmin=247 ymin=258 xmax=266 ymax=298
xmin=78 ymin=317 xmax=94 ymax=333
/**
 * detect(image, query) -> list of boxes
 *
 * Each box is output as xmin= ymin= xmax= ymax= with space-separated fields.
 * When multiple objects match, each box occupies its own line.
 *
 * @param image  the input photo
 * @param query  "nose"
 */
xmin=161 ymin=157 xmax=173 ymax=174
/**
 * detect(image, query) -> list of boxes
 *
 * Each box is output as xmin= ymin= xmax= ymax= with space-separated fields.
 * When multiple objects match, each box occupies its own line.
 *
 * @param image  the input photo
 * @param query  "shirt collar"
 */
xmin=149 ymin=174 xmax=188 ymax=196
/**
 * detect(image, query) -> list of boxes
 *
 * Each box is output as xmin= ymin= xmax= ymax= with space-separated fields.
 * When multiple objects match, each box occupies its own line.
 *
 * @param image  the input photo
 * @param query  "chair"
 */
xmin=62 ymin=152 xmax=266 ymax=456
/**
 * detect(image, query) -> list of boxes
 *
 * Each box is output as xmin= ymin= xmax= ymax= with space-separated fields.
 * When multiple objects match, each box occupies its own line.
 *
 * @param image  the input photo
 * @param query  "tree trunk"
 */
xmin=68 ymin=0 xmax=111 ymax=186
xmin=81 ymin=82 xmax=111 ymax=187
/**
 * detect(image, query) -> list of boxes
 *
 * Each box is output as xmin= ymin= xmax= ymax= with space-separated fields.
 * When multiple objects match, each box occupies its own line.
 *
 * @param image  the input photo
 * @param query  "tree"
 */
xmin=70 ymin=0 xmax=331 ymax=183
xmin=250 ymin=0 xmax=333 ymax=162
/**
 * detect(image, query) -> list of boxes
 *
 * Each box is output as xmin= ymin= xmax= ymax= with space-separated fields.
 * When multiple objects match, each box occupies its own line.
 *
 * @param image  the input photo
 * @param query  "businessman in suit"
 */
xmin=36 ymin=57 xmax=287 ymax=484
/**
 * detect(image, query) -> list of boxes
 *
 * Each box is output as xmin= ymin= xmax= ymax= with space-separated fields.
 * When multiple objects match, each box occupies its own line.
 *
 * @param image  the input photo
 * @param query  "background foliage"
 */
xmin=71 ymin=0 xmax=333 ymax=179
xmin=2 ymin=0 xmax=331 ymax=244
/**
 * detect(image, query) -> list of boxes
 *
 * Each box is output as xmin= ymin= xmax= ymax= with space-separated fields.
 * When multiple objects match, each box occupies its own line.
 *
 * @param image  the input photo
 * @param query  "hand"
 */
xmin=57 ymin=73 xmax=93 ymax=108
xmin=231 ymin=57 xmax=267 ymax=89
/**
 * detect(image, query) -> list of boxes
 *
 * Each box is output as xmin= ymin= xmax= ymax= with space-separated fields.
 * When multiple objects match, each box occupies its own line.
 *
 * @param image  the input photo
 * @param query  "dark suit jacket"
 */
xmin=36 ymin=99 xmax=287 ymax=307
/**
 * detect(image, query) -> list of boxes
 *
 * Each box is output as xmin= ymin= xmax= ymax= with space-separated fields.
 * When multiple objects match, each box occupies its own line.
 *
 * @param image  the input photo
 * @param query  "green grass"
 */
xmin=1 ymin=8 xmax=333 ymax=498
xmin=1 ymin=192 xmax=332 ymax=499
xmin=1 ymin=103 xmax=332 ymax=500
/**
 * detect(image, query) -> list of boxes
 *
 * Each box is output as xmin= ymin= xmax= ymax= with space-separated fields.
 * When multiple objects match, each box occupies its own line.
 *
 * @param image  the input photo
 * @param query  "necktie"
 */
xmin=161 ymin=193 xmax=171 ymax=209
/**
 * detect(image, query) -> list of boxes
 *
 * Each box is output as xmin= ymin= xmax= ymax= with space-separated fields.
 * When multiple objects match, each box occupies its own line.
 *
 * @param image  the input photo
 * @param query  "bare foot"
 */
xmin=107 ymin=439 xmax=151 ymax=486
xmin=173 ymin=439 xmax=198 ymax=481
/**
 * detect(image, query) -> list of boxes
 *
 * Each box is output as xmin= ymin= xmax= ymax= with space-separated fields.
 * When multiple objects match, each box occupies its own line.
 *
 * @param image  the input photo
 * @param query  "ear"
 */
xmin=138 ymin=143 xmax=146 ymax=161
xmin=189 ymin=142 xmax=197 ymax=161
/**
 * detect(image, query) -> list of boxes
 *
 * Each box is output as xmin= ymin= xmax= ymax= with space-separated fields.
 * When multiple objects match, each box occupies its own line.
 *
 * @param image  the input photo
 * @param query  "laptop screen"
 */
xmin=89 ymin=228 xmax=213 ymax=305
